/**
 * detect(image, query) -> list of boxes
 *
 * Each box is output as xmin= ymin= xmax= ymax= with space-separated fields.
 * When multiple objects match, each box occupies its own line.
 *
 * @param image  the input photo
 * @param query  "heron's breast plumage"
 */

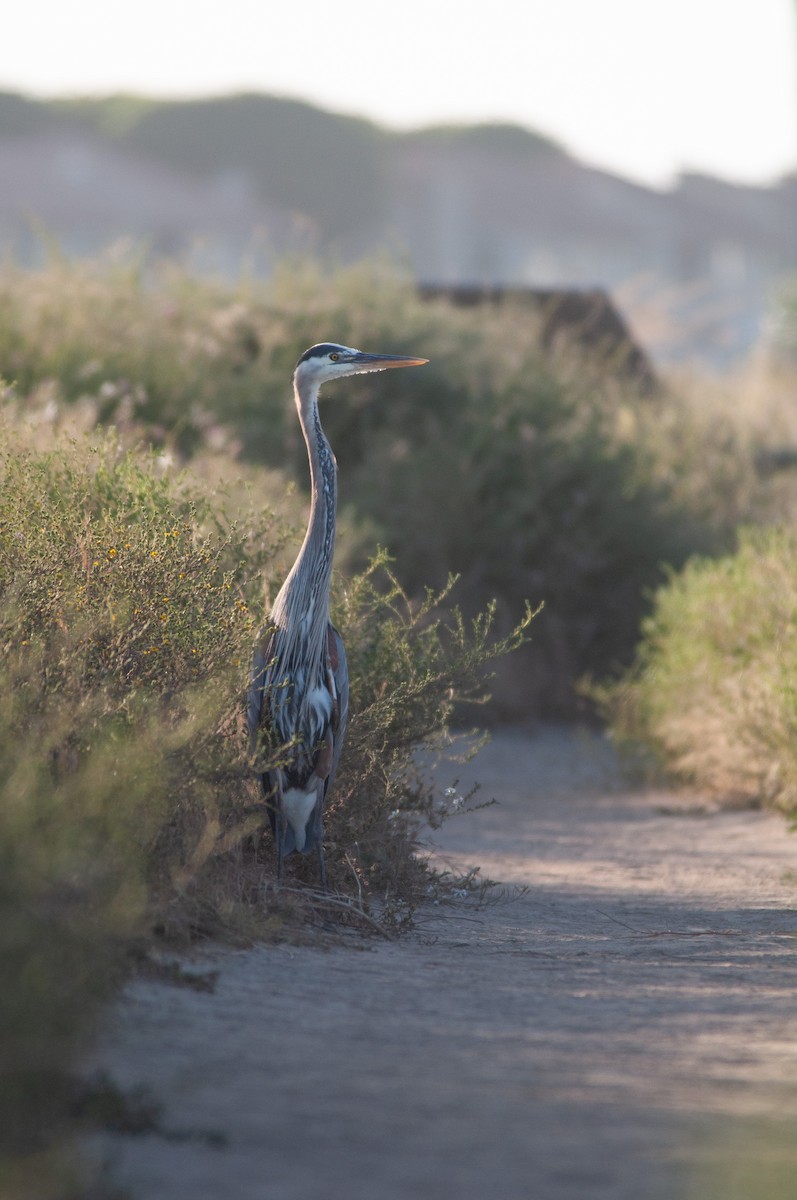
xmin=253 ymin=622 xmax=332 ymax=783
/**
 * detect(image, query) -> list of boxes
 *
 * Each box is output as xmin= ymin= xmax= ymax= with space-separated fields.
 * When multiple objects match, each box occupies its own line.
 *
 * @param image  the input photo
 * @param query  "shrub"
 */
xmin=601 ymin=526 xmax=797 ymax=816
xmin=0 ymin=422 xmax=274 ymax=1174
xmin=340 ymin=343 xmax=709 ymax=714
xmin=0 ymin=663 xmax=214 ymax=1157
xmin=0 ymin=415 xmax=532 ymax=1183
xmin=0 ymin=253 xmax=734 ymax=715
xmin=325 ymin=557 xmax=535 ymax=899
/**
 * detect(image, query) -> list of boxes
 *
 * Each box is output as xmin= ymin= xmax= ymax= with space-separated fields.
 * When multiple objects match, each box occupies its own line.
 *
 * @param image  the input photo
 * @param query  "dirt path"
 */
xmin=87 ymin=728 xmax=797 ymax=1199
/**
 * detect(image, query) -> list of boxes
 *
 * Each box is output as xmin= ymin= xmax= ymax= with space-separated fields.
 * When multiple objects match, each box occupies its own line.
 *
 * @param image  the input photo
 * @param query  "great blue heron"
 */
xmin=247 ymin=342 xmax=428 ymax=886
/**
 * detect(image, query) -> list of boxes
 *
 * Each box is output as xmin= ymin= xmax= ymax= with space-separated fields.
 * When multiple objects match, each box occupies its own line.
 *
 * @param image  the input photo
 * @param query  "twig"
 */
xmin=270 ymin=884 xmax=397 ymax=939
xmin=595 ymin=909 xmax=769 ymax=939
xmin=596 ymin=909 xmax=647 ymax=934
xmin=344 ymin=850 xmax=364 ymax=909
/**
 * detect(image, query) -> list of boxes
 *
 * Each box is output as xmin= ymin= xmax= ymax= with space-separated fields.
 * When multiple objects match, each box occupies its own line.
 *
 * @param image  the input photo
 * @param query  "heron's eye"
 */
xmin=329 ymin=352 xmax=339 ymax=362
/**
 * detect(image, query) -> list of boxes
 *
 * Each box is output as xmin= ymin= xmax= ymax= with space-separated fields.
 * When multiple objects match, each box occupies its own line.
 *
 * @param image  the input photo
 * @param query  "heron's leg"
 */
xmin=275 ymin=783 xmax=287 ymax=882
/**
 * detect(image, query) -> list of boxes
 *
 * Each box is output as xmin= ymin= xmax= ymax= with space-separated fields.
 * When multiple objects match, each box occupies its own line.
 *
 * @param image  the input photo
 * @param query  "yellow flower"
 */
xmin=150 ymin=550 xmax=158 ymax=558
xmin=108 ymin=548 xmax=117 ymax=558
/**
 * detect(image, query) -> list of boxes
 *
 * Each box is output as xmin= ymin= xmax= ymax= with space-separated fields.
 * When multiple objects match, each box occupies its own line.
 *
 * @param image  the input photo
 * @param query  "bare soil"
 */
xmin=86 ymin=728 xmax=797 ymax=1199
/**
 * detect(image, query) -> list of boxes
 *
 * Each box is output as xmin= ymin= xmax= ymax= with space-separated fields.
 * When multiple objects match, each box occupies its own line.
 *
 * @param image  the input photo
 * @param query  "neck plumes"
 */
xmin=270 ymin=376 xmax=337 ymax=664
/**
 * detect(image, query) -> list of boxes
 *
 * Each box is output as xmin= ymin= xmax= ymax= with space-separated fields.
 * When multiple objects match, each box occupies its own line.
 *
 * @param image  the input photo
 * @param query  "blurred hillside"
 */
xmin=1 ymin=89 xmax=795 ymax=365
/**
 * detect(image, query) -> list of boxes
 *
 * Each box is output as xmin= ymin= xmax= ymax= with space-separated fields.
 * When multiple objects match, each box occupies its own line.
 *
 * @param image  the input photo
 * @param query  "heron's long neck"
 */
xmin=271 ymin=378 xmax=337 ymax=657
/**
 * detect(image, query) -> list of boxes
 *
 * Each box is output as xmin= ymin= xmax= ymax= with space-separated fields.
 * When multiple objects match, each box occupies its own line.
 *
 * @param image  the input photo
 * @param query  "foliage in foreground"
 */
xmin=601 ymin=526 xmax=797 ymax=817
xmin=0 ymin=419 xmax=531 ymax=1188
xmin=0 ymin=424 xmax=263 ymax=1183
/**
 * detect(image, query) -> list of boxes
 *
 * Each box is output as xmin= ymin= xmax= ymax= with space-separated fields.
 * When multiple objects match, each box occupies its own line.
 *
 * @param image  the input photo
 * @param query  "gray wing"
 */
xmin=325 ymin=622 xmax=349 ymax=802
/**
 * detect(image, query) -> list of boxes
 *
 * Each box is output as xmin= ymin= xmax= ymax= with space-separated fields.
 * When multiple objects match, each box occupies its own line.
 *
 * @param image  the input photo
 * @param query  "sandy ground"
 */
xmin=86 ymin=728 xmax=797 ymax=1200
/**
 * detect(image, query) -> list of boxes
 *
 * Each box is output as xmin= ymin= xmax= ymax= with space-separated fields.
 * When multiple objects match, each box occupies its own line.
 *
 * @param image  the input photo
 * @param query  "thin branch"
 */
xmin=270 ymin=884 xmax=397 ymax=939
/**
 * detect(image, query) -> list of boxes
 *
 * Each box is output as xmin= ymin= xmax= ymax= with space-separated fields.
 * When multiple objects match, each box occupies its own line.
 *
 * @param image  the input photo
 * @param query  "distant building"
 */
xmin=390 ymin=137 xmax=797 ymax=364
xmin=0 ymin=122 xmax=794 ymax=365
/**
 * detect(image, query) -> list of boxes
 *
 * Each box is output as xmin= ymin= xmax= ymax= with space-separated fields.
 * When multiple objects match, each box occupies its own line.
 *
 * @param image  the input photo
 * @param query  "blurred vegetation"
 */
xmin=772 ymin=278 xmax=797 ymax=362
xmin=0 ymin=425 xmax=266 ymax=1192
xmin=0 ymin=90 xmax=573 ymax=248
xmin=2 ymin=251 xmax=777 ymax=716
xmin=102 ymin=94 xmax=388 ymax=240
xmin=600 ymin=526 xmax=797 ymax=816
xmin=598 ymin=291 xmax=797 ymax=811
xmin=0 ymin=89 xmax=60 ymax=136
xmin=687 ymin=1118 xmax=797 ymax=1200
xmin=0 ymin=89 xmax=388 ymax=239
xmin=408 ymin=120 xmax=565 ymax=156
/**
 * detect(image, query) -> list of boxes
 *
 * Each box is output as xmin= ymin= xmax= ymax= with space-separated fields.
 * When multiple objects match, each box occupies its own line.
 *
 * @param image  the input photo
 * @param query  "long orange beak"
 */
xmin=345 ymin=351 xmax=429 ymax=373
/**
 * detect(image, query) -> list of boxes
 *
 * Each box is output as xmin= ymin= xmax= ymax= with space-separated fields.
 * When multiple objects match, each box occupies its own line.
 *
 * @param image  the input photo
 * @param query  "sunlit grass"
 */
xmin=600 ymin=525 xmax=797 ymax=816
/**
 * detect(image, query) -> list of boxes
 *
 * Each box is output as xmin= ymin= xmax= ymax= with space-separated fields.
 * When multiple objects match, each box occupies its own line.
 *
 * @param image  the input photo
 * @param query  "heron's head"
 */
xmin=294 ymin=343 xmax=428 ymax=390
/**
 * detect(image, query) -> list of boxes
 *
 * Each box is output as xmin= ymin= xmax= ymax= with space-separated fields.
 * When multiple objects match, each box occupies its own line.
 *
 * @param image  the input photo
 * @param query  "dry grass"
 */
xmin=0 ymin=408 xmax=531 ymax=1189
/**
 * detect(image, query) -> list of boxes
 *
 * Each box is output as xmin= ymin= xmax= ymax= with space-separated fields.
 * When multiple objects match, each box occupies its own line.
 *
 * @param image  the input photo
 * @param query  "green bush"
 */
xmin=338 ymin=344 xmax=709 ymax=713
xmin=0 ymin=667 xmax=209 ymax=1154
xmin=601 ymin=526 xmax=797 ymax=816
xmin=0 ymin=424 xmax=270 ymax=1172
xmin=0 ymin=417 xmax=530 ymax=1184
xmin=0 ymin=253 xmax=735 ymax=715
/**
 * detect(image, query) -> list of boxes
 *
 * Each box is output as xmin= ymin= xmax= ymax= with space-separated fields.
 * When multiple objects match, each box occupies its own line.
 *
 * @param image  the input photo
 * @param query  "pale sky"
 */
xmin=3 ymin=0 xmax=796 ymax=187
